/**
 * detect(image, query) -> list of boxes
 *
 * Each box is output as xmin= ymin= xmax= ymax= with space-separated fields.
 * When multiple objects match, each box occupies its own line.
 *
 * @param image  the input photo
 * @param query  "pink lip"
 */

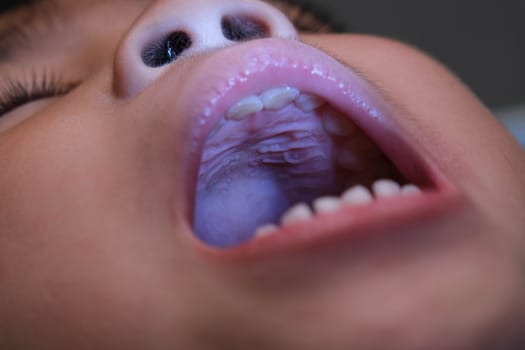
xmin=176 ymin=38 xmax=461 ymax=259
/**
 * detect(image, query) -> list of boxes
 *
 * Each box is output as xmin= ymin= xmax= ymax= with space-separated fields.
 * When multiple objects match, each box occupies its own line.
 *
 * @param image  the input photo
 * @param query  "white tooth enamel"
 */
xmin=372 ymin=179 xmax=402 ymax=198
xmin=281 ymin=202 xmax=313 ymax=226
xmin=260 ymin=86 xmax=300 ymax=110
xmin=313 ymin=196 xmax=343 ymax=214
xmin=255 ymin=224 xmax=279 ymax=238
xmin=225 ymin=95 xmax=263 ymax=120
xmin=342 ymin=185 xmax=374 ymax=205
xmin=402 ymin=184 xmax=422 ymax=196
xmin=322 ymin=109 xmax=357 ymax=136
xmin=294 ymin=93 xmax=326 ymax=112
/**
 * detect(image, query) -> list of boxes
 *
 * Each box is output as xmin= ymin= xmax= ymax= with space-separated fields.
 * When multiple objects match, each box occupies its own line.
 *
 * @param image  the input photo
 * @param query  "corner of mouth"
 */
xmin=177 ymin=38 xmax=461 ymax=258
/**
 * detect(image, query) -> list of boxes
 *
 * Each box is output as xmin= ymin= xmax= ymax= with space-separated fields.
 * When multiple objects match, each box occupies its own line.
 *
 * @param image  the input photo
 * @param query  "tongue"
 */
xmin=194 ymin=175 xmax=290 ymax=247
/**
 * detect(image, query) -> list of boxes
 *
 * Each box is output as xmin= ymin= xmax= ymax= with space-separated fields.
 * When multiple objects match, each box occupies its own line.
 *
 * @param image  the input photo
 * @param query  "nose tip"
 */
xmin=114 ymin=0 xmax=298 ymax=97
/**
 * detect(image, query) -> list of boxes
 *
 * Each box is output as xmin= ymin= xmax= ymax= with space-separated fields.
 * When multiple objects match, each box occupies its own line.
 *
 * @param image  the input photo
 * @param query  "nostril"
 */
xmin=221 ymin=15 xmax=270 ymax=42
xmin=142 ymin=31 xmax=192 ymax=67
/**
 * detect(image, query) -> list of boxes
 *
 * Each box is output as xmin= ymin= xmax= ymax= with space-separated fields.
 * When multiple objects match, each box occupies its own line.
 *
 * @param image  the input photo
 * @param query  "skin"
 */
xmin=0 ymin=0 xmax=525 ymax=349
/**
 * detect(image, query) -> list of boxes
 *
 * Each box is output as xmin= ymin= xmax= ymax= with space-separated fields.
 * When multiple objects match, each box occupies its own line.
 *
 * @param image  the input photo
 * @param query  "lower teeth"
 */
xmin=255 ymin=179 xmax=422 ymax=239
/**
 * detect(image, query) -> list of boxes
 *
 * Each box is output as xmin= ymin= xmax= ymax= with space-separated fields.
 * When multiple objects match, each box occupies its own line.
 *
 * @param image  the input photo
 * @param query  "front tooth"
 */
xmin=372 ymin=179 xmax=401 ymax=198
xmin=322 ymin=109 xmax=357 ymax=136
xmin=225 ymin=95 xmax=263 ymax=120
xmin=294 ymin=93 xmax=326 ymax=112
xmin=255 ymin=224 xmax=279 ymax=238
xmin=313 ymin=196 xmax=343 ymax=214
xmin=342 ymin=185 xmax=374 ymax=205
xmin=401 ymin=184 xmax=422 ymax=196
xmin=260 ymin=86 xmax=300 ymax=110
xmin=281 ymin=202 xmax=313 ymax=226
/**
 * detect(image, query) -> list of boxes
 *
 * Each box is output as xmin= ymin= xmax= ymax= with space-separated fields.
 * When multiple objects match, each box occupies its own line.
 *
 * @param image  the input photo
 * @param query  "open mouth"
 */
xmin=195 ymin=87 xmax=420 ymax=248
xmin=182 ymin=39 xmax=457 ymax=252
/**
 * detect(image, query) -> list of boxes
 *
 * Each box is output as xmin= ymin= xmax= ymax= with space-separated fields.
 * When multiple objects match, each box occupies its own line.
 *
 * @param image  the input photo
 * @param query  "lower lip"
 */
xmin=192 ymin=189 xmax=464 ymax=262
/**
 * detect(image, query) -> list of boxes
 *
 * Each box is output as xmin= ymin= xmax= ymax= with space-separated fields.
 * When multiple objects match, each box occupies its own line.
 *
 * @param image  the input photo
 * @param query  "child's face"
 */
xmin=1 ymin=0 xmax=524 ymax=349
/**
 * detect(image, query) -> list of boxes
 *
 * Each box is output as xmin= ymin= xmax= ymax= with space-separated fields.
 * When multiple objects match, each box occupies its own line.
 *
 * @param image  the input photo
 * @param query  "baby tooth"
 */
xmin=401 ymin=184 xmax=422 ymax=196
xmin=322 ymin=109 xmax=357 ymax=136
xmin=255 ymin=224 xmax=279 ymax=238
xmin=225 ymin=95 xmax=263 ymax=120
xmin=295 ymin=93 xmax=326 ymax=112
xmin=313 ymin=196 xmax=343 ymax=214
xmin=281 ymin=202 xmax=313 ymax=226
xmin=372 ymin=179 xmax=401 ymax=198
xmin=260 ymin=86 xmax=300 ymax=110
xmin=342 ymin=185 xmax=373 ymax=205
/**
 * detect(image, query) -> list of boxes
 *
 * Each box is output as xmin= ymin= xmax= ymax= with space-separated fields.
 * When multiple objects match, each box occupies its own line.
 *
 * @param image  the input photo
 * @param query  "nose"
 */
xmin=114 ymin=0 xmax=298 ymax=97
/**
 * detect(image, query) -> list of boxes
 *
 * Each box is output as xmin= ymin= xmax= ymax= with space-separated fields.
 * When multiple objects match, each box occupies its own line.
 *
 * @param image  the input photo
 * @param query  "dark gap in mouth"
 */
xmin=193 ymin=94 xmax=412 ymax=248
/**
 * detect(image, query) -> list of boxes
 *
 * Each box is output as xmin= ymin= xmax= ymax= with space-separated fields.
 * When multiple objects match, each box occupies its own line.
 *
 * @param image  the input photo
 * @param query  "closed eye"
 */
xmin=0 ymin=71 xmax=79 ymax=117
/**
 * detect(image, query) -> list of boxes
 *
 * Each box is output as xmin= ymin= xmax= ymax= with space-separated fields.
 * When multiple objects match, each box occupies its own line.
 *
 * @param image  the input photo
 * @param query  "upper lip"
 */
xmin=171 ymin=38 xmax=459 ymax=258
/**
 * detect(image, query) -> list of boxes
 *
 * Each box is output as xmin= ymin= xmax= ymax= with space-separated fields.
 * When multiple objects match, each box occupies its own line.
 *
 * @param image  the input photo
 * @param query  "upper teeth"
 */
xmin=225 ymin=95 xmax=264 ymax=120
xmin=295 ymin=93 xmax=326 ymax=112
xmin=260 ymin=86 xmax=300 ymax=110
xmin=225 ymin=86 xmax=324 ymax=120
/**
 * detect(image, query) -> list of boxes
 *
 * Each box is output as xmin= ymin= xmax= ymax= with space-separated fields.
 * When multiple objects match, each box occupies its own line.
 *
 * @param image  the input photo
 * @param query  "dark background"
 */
xmin=303 ymin=0 xmax=525 ymax=110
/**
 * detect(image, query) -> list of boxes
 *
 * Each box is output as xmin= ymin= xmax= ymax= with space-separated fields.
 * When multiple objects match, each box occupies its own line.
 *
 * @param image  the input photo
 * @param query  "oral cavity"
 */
xmin=193 ymin=86 xmax=422 ymax=248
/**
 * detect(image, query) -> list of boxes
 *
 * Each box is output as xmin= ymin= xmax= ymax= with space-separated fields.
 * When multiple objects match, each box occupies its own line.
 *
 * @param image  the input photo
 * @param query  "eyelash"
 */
xmin=0 ymin=72 xmax=78 ymax=117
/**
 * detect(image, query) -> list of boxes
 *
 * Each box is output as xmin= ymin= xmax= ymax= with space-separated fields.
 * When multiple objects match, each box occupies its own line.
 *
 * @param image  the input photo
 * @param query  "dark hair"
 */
xmin=0 ymin=0 xmax=339 ymax=33
xmin=267 ymin=0 xmax=340 ymax=33
xmin=0 ymin=0 xmax=34 ymax=14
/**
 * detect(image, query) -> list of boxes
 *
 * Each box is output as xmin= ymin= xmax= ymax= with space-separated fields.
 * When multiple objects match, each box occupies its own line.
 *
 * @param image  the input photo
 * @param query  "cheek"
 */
xmin=0 ymin=104 xmax=196 ymax=348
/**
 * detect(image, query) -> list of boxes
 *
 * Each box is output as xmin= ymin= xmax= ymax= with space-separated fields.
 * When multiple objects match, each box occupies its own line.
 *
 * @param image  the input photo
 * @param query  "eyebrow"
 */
xmin=0 ymin=0 xmax=62 ymax=63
